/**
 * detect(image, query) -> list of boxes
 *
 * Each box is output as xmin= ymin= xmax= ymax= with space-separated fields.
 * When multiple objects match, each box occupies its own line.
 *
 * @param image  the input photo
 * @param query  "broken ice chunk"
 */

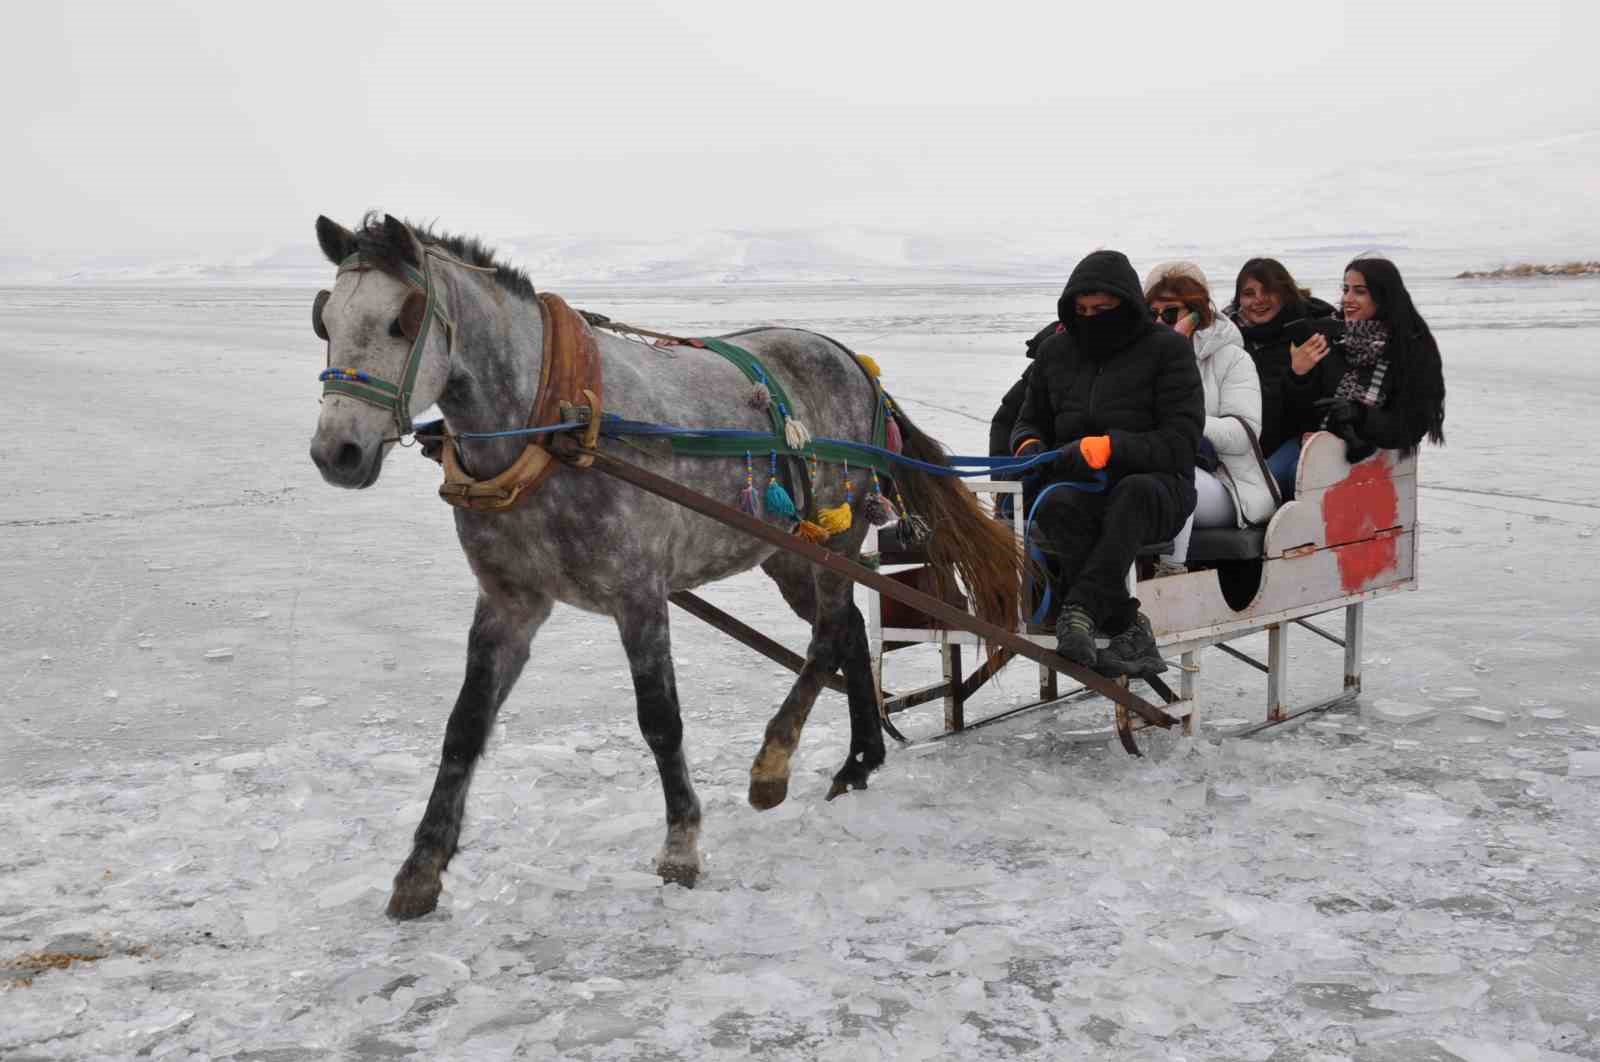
xmin=1530 ymin=708 xmax=1568 ymax=720
xmin=1367 ymin=700 xmax=1438 ymax=725
xmin=1567 ymin=751 xmax=1600 ymax=778
xmin=1460 ymin=706 xmax=1507 ymax=725
xmin=295 ymin=694 xmax=329 ymax=709
xmin=203 ymin=648 xmax=234 ymax=662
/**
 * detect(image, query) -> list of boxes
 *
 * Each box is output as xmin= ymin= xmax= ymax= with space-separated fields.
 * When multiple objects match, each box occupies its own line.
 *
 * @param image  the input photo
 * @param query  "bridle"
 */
xmin=311 ymin=238 xmax=605 ymax=513
xmin=314 ymin=247 xmax=489 ymax=440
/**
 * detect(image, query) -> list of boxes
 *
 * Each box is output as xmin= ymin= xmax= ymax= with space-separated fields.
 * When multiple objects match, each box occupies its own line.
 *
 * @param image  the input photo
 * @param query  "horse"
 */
xmin=307 ymin=213 xmax=1021 ymax=919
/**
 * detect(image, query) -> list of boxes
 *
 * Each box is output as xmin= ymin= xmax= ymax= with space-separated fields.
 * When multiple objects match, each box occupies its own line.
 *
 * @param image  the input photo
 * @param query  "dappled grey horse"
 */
xmin=308 ymin=214 xmax=1019 ymax=919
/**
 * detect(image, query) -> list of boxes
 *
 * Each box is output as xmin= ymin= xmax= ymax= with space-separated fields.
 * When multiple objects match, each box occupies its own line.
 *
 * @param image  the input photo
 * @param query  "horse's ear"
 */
xmin=398 ymin=290 xmax=426 ymax=340
xmin=316 ymin=216 xmax=356 ymax=265
xmin=382 ymin=214 xmax=422 ymax=267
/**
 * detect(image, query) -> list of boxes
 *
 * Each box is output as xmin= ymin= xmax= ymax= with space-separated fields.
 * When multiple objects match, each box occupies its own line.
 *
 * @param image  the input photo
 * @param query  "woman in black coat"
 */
xmin=1225 ymin=258 xmax=1341 ymax=496
xmin=1283 ymin=257 xmax=1446 ymax=468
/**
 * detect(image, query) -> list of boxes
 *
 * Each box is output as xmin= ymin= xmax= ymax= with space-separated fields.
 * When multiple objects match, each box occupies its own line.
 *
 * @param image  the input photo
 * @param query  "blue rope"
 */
xmin=427 ymin=415 xmax=1068 ymax=479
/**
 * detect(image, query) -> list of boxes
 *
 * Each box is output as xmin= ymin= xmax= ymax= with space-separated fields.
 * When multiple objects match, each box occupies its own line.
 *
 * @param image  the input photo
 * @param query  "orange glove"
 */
xmin=1080 ymin=435 xmax=1111 ymax=470
xmin=1013 ymin=438 xmax=1043 ymax=457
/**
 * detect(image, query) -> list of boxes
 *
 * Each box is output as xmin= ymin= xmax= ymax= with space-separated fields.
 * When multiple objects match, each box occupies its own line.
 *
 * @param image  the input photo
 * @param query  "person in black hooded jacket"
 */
xmin=1009 ymin=250 xmax=1204 ymax=677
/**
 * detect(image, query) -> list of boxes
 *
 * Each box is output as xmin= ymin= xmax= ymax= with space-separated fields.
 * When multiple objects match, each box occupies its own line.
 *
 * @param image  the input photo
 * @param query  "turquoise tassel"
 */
xmin=764 ymin=479 xmax=797 ymax=520
xmin=763 ymin=451 xmax=797 ymax=520
xmin=738 ymin=485 xmax=759 ymax=515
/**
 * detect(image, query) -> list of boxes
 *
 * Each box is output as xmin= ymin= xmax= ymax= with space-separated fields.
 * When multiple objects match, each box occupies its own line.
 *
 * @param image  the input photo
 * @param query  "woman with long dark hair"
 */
xmin=1283 ymin=258 xmax=1446 ymax=472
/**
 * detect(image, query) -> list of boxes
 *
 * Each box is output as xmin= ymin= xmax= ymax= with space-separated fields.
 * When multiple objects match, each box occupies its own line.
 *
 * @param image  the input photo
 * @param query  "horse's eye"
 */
xmin=389 ymin=319 xmax=405 ymax=339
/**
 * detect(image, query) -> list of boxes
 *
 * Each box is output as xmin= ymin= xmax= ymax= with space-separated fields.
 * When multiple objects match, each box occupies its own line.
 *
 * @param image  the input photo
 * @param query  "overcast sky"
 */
xmin=5 ymin=0 xmax=1597 ymax=259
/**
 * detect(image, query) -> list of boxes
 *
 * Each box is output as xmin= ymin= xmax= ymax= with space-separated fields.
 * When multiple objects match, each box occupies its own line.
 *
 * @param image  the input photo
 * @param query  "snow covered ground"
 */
xmin=3 ymin=273 xmax=1599 ymax=1059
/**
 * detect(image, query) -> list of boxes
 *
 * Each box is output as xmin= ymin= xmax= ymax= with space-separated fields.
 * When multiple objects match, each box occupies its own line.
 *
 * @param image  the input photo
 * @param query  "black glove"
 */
xmin=1314 ymin=397 xmax=1366 ymax=431
xmin=1196 ymin=437 xmax=1221 ymax=474
xmin=1055 ymin=440 xmax=1093 ymax=483
xmin=1314 ymin=399 xmax=1375 ymax=464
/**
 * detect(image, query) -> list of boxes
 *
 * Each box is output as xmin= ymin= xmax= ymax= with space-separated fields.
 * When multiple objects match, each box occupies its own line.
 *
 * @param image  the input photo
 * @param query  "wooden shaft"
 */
xmin=575 ymin=446 xmax=1176 ymax=729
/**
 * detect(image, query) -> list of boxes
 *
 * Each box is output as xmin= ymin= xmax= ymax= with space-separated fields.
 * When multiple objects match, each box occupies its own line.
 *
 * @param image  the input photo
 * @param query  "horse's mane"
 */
xmin=352 ymin=211 xmax=537 ymax=302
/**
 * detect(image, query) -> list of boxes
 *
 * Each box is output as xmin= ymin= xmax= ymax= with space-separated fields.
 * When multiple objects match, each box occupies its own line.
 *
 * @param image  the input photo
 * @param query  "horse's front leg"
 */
xmin=387 ymin=591 xmax=551 ymax=920
xmin=615 ymin=589 xmax=702 ymax=886
xmin=748 ymin=569 xmax=854 ymax=810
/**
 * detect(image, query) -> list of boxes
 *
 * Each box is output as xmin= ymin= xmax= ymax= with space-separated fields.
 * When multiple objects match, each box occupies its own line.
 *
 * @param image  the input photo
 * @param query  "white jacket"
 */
xmin=1192 ymin=317 xmax=1277 ymax=525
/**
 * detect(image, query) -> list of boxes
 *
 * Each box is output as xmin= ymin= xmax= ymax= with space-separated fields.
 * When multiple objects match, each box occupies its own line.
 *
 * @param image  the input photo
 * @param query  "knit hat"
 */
xmin=1143 ymin=260 xmax=1210 ymax=298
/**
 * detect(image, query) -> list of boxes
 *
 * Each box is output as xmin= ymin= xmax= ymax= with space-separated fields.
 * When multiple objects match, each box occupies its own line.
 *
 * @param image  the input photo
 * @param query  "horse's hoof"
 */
xmin=825 ymin=775 xmax=869 ymax=801
xmin=657 ymin=861 xmax=700 ymax=889
xmin=748 ymin=776 xmax=789 ymax=810
xmin=386 ymin=875 xmax=441 ymax=921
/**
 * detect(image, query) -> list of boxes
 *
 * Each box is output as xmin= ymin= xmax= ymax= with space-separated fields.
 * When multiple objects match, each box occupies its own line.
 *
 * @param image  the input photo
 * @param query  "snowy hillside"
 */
xmin=5 ymin=131 xmax=1596 ymax=287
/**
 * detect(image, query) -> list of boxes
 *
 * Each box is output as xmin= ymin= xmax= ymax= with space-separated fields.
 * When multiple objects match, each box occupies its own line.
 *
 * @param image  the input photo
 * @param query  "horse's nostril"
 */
xmin=334 ymin=443 xmax=364 ymax=472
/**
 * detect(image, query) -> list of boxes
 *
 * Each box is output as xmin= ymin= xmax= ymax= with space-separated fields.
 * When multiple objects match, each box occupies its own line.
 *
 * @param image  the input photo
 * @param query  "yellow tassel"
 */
xmin=855 ymin=354 xmax=881 ymax=378
xmin=816 ymin=502 xmax=852 ymax=534
xmin=795 ymin=519 xmax=831 ymax=543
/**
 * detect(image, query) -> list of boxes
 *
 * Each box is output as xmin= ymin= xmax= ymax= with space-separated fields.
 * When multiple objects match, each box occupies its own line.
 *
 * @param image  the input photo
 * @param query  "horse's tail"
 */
xmin=889 ymin=405 xmax=1023 ymax=641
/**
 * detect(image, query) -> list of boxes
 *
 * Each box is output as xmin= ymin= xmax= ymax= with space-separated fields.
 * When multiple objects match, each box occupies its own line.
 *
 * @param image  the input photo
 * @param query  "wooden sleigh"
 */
xmin=866 ymin=431 xmax=1419 ymax=752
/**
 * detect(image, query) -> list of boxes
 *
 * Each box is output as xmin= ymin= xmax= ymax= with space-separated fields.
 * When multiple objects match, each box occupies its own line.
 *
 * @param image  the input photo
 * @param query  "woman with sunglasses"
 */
xmin=1144 ymin=263 xmax=1277 ymax=568
xmin=1282 ymin=257 xmax=1446 ymax=465
xmin=1225 ymin=258 xmax=1341 ymax=499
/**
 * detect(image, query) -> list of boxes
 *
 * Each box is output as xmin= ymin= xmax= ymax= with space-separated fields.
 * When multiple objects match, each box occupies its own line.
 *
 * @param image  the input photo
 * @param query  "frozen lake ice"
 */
xmin=3 ymin=271 xmax=1599 ymax=1058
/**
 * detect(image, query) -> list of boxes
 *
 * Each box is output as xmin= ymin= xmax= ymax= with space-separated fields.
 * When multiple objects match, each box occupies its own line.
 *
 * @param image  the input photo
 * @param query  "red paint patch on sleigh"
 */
xmin=1322 ymin=454 xmax=1400 ymax=592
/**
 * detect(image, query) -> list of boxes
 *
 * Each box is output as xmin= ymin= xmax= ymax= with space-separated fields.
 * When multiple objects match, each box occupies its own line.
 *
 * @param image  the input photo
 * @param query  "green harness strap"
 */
xmin=670 ymin=337 xmax=893 ymax=476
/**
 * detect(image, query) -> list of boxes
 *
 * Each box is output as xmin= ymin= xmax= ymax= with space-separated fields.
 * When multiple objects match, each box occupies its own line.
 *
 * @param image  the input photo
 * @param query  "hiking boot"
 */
xmin=1097 ymin=612 xmax=1168 ymax=678
xmin=1055 ymin=604 xmax=1098 ymax=668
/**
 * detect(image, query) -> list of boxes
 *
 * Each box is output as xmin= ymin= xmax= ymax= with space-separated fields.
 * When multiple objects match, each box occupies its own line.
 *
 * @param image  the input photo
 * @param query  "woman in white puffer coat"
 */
xmin=1143 ymin=262 xmax=1279 ymax=565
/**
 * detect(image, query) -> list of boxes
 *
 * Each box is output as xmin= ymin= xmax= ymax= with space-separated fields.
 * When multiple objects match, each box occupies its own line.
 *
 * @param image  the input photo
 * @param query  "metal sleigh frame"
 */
xmin=865 ymin=432 xmax=1420 ymax=752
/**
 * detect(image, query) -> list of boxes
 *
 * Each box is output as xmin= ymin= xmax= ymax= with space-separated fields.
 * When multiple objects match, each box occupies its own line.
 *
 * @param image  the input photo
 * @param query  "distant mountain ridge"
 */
xmin=6 ymin=129 xmax=1597 ymax=286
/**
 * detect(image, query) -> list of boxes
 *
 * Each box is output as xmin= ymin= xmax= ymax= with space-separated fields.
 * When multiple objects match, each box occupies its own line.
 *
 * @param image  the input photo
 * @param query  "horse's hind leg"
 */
xmin=615 ymin=589 xmax=702 ymax=887
xmin=752 ymin=544 xmax=884 ymax=808
xmin=387 ymin=591 xmax=551 ymax=920
xmin=824 ymin=597 xmax=885 ymax=799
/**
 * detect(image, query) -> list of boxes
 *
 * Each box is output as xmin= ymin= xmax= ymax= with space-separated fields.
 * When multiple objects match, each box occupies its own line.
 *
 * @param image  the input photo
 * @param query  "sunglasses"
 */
xmin=1153 ymin=306 xmax=1187 ymax=326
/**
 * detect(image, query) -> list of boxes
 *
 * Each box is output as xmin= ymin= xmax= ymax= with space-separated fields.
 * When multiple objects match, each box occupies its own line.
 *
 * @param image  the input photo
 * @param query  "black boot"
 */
xmin=1097 ymin=612 xmax=1167 ymax=678
xmin=1055 ymin=604 xmax=1097 ymax=668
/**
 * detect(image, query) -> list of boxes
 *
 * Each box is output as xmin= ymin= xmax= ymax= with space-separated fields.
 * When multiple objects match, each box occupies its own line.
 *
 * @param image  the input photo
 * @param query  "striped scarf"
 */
xmin=1325 ymin=320 xmax=1392 ymax=424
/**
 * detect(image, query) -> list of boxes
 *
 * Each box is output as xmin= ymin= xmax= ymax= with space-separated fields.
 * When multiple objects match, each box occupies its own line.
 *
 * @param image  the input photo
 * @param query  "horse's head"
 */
xmin=308 ymin=214 xmax=454 ymax=488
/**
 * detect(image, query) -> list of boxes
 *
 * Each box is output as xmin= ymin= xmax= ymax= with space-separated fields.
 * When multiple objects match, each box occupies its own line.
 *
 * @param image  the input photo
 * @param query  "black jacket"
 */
xmin=1009 ymin=251 xmax=1204 ymax=492
xmin=1284 ymin=328 xmax=1446 ymax=452
xmin=1230 ymin=296 xmax=1340 ymax=453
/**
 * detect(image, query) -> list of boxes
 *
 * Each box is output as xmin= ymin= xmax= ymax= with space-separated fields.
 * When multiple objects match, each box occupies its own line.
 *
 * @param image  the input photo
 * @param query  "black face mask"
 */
xmin=1065 ymin=303 xmax=1143 ymax=356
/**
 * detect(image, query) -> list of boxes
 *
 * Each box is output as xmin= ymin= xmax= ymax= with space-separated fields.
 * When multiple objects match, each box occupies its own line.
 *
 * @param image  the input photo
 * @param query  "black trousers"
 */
xmin=1032 ymin=473 xmax=1194 ymax=633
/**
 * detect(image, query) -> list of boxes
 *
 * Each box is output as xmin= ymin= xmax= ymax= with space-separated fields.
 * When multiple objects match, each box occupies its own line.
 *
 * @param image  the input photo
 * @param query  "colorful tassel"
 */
xmin=860 ymin=492 xmax=896 ymax=526
xmin=783 ymin=413 xmax=812 ymax=450
xmin=737 ymin=452 xmax=759 ymax=515
xmin=861 ymin=470 xmax=897 ymax=526
xmin=856 ymin=353 xmax=882 ymax=378
xmin=885 ymin=414 xmax=903 ymax=453
xmin=897 ymin=514 xmax=931 ymax=547
xmin=815 ymin=460 xmax=854 ymax=533
xmin=762 ymin=451 xmax=797 ymax=521
xmin=795 ymin=520 xmax=831 ymax=543
xmin=816 ymin=502 xmax=852 ymax=534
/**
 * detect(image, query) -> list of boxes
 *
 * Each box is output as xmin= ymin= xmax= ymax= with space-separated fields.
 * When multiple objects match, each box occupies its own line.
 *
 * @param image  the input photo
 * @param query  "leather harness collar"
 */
xmin=437 ymin=291 xmax=605 ymax=512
